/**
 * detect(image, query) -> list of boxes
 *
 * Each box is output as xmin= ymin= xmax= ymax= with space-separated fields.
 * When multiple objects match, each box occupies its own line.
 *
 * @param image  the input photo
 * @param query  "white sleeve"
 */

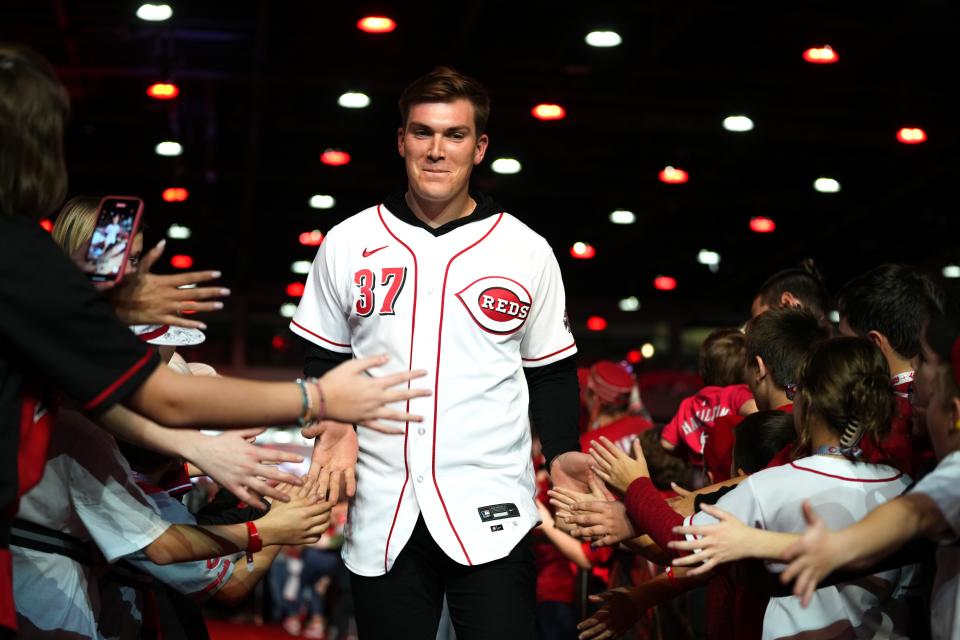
xmin=911 ymin=450 xmax=960 ymax=537
xmin=68 ymin=443 xmax=170 ymax=563
xmin=290 ymin=231 xmax=352 ymax=353
xmin=520 ymin=245 xmax=577 ymax=367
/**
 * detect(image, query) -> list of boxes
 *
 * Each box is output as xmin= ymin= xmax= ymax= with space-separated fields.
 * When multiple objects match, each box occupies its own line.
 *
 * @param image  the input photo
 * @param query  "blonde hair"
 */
xmin=51 ymin=196 xmax=99 ymax=254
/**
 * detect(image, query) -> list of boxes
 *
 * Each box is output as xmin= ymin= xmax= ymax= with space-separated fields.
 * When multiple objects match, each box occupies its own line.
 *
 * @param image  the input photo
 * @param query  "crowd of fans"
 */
xmin=3 ymin=42 xmax=959 ymax=640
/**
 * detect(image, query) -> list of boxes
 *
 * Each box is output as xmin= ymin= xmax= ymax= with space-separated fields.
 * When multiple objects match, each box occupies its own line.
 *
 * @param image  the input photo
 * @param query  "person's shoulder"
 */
xmin=497 ymin=212 xmax=552 ymax=251
xmin=322 ymin=204 xmax=382 ymax=245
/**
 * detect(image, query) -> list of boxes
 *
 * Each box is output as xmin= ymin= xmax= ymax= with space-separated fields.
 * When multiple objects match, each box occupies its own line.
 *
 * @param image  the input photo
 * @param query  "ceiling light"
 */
xmin=803 ymin=45 xmax=838 ymax=64
xmin=618 ymin=296 xmax=640 ymax=312
xmin=309 ymin=194 xmax=335 ymax=209
xmin=609 ymin=209 xmax=636 ymax=224
xmin=749 ymin=216 xmax=776 ymax=233
xmin=722 ymin=115 xmax=754 ymax=132
xmin=280 ymin=303 xmax=298 ymax=318
xmin=585 ymin=31 xmax=622 ymax=47
xmin=357 ymin=16 xmax=396 ymax=33
xmin=291 ymin=261 xmax=312 ymax=274
xmin=491 ymin=158 xmax=521 ymax=174
xmin=155 ymin=141 xmax=182 ymax=157
xmin=654 ymin=276 xmax=677 ymax=291
xmin=147 ymin=82 xmax=179 ymax=99
xmin=640 ymin=343 xmax=655 ymax=358
xmin=813 ymin=177 xmax=841 ymax=193
xmin=531 ymin=104 xmax=566 ymax=121
xmin=896 ymin=127 xmax=927 ymax=144
xmin=586 ymin=316 xmax=608 ymax=331
xmin=943 ymin=265 xmax=960 ymax=279
xmin=167 ymin=224 xmax=191 ymax=240
xmin=658 ymin=166 xmax=688 ymax=184
xmin=570 ymin=242 xmax=596 ymax=259
xmin=136 ymin=3 xmax=172 ymax=21
xmin=338 ymin=92 xmax=370 ymax=109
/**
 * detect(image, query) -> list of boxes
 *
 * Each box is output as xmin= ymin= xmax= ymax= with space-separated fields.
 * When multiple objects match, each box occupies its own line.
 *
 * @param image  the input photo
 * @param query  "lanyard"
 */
xmin=814 ymin=444 xmax=862 ymax=459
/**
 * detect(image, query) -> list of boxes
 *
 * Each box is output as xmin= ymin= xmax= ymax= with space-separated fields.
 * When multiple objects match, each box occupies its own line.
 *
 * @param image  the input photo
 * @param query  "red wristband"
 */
xmin=665 ymin=565 xmax=678 ymax=585
xmin=245 ymin=521 xmax=262 ymax=570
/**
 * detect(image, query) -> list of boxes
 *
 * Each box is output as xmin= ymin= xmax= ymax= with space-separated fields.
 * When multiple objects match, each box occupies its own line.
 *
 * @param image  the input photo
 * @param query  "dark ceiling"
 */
xmin=4 ymin=0 xmax=960 ymax=368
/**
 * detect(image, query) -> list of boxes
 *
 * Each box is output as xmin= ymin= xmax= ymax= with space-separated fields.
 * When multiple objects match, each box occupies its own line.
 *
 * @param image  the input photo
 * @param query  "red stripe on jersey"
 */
xmin=290 ymin=320 xmax=351 ymax=349
xmin=377 ymin=204 xmax=418 ymax=571
xmin=522 ymin=341 xmax=577 ymax=363
xmin=431 ymin=212 xmax=504 ymax=566
xmin=0 ymin=549 xmax=14 ymax=631
xmin=83 ymin=348 xmax=156 ymax=411
xmin=788 ymin=461 xmax=904 ymax=483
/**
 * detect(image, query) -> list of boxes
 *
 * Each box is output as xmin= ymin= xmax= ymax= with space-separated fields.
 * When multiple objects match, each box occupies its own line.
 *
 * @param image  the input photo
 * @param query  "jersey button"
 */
xmin=416 ymin=475 xmax=424 ymax=483
xmin=417 ymin=427 xmax=426 ymax=436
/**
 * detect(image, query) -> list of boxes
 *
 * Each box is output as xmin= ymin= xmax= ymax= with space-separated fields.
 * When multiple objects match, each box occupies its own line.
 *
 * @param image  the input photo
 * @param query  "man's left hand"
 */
xmin=548 ymin=451 xmax=594 ymax=493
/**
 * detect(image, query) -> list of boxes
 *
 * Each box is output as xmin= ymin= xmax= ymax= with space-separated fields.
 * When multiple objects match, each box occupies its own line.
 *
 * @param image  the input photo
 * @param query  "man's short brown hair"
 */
xmin=745 ymin=307 xmax=829 ymax=388
xmin=0 ymin=43 xmax=70 ymax=220
xmin=398 ymin=66 xmax=491 ymax=135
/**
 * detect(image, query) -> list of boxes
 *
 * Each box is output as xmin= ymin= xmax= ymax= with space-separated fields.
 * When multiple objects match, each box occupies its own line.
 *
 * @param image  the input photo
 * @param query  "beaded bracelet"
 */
xmin=294 ymin=378 xmax=313 ymax=428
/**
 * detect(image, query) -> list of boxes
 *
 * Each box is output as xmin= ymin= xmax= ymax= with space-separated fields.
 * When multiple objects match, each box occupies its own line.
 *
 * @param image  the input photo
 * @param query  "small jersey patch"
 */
xmin=477 ymin=503 xmax=520 ymax=522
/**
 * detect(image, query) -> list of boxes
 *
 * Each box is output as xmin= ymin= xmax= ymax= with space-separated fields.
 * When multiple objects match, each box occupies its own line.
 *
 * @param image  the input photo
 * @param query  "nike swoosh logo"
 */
xmin=362 ymin=245 xmax=389 ymax=258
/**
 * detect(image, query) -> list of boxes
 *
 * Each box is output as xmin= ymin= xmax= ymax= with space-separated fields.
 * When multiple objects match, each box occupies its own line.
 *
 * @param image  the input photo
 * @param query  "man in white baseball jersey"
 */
xmin=291 ymin=67 xmax=590 ymax=639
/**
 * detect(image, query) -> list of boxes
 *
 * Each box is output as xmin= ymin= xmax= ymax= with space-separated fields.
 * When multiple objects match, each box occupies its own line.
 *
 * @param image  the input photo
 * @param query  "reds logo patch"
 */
xmin=455 ymin=276 xmax=532 ymax=335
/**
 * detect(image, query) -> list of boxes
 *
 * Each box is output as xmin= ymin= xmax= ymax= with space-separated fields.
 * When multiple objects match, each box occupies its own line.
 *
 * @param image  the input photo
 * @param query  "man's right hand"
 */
xmin=304 ymin=420 xmax=360 ymax=503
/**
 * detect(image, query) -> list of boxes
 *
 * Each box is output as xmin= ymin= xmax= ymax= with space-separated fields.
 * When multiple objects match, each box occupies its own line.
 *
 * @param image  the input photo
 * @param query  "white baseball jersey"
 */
xmin=291 ymin=201 xmax=576 ymax=576
xmin=686 ymin=455 xmax=916 ymax=639
xmin=910 ymin=449 xmax=960 ymax=640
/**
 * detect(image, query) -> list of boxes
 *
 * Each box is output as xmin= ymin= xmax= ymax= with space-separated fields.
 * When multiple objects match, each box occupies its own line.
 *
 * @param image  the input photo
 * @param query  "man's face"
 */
xmin=398 ymin=99 xmax=488 ymax=205
xmin=925 ymin=365 xmax=960 ymax=461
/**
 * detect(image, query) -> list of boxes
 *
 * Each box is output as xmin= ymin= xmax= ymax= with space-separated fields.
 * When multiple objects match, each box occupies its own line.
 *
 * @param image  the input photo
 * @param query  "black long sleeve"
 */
xmin=525 ymin=355 xmax=581 ymax=469
xmin=304 ymin=343 xmax=352 ymax=378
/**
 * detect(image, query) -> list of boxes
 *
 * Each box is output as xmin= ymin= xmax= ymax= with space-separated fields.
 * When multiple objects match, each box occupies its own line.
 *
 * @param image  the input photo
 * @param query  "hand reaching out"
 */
xmin=578 ymin=587 xmax=643 ymax=639
xmin=106 ymin=240 xmax=229 ymax=330
xmin=180 ymin=427 xmax=304 ymax=510
xmin=256 ymin=475 xmax=333 ymax=546
xmin=667 ymin=504 xmax=750 ymax=575
xmin=318 ymin=355 xmax=431 ymax=430
xmin=589 ymin=436 xmax=649 ymax=493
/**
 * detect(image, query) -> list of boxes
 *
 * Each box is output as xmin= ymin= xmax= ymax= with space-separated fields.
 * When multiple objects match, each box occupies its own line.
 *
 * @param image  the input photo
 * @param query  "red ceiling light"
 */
xmin=803 ymin=45 xmax=838 ymax=64
xmin=170 ymin=254 xmax=194 ymax=269
xmin=896 ymin=127 xmax=927 ymax=144
xmin=162 ymin=187 xmax=189 ymax=202
xmin=271 ymin=335 xmax=290 ymax=352
xmin=570 ymin=242 xmax=596 ymax=259
xmin=658 ymin=166 xmax=689 ymax=184
xmin=320 ymin=149 xmax=351 ymax=166
xmin=586 ymin=316 xmax=608 ymax=331
xmin=357 ymin=16 xmax=396 ymax=33
xmin=39 ymin=219 xmax=53 ymax=232
xmin=653 ymin=275 xmax=677 ymax=291
xmin=286 ymin=282 xmax=306 ymax=297
xmin=749 ymin=216 xmax=776 ymax=233
xmin=626 ymin=349 xmax=643 ymax=364
xmin=531 ymin=103 xmax=566 ymax=121
xmin=299 ymin=230 xmax=324 ymax=246
xmin=147 ymin=82 xmax=180 ymax=99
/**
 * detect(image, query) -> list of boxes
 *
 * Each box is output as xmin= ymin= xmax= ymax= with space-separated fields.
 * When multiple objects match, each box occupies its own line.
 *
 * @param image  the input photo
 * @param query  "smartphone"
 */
xmin=84 ymin=196 xmax=144 ymax=283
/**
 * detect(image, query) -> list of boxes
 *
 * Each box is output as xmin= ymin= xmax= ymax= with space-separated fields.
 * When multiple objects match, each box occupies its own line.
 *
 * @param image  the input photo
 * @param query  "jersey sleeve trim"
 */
xmin=522 ymin=341 xmax=577 ymax=364
xmin=193 ymin=557 xmax=233 ymax=601
xmin=82 ymin=348 xmax=158 ymax=412
xmin=290 ymin=320 xmax=352 ymax=351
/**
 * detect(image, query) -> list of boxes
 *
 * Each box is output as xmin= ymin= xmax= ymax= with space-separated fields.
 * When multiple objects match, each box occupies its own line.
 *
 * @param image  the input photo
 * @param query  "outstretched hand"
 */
xmin=668 ymin=504 xmax=749 ymax=575
xmin=106 ymin=240 xmax=229 ymax=329
xmin=549 ymin=451 xmax=595 ymax=494
xmin=578 ymin=587 xmax=644 ymax=639
xmin=257 ymin=475 xmax=333 ymax=546
xmin=319 ymin=355 xmax=431 ymax=431
xmin=589 ymin=436 xmax=649 ymax=493
xmin=180 ymin=427 xmax=304 ymax=510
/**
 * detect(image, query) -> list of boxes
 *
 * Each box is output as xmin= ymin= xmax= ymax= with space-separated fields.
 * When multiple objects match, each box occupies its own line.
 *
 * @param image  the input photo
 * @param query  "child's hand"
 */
xmin=589 ymin=436 xmax=650 ymax=494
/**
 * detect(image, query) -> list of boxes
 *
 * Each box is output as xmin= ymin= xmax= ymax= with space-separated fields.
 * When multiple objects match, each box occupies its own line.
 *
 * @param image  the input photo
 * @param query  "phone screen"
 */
xmin=86 ymin=197 xmax=143 ymax=282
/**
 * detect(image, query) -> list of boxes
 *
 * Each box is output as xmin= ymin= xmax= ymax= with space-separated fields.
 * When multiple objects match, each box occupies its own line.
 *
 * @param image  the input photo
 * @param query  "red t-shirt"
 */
xmin=661 ymin=385 xmax=754 ymax=464
xmin=580 ymin=414 xmax=653 ymax=454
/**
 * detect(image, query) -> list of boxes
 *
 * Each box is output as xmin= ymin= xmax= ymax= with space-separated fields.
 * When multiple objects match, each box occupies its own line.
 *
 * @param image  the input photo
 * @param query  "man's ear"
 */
xmin=397 ymin=127 xmax=406 ymax=157
xmin=754 ymin=355 xmax=768 ymax=382
xmin=779 ymin=291 xmax=802 ymax=309
xmin=951 ymin=397 xmax=960 ymax=432
xmin=473 ymin=133 xmax=489 ymax=165
xmin=866 ymin=329 xmax=887 ymax=350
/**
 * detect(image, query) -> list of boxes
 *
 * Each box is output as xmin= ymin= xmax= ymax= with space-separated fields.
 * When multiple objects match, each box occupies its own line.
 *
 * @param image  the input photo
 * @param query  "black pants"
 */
xmin=351 ymin=516 xmax=535 ymax=640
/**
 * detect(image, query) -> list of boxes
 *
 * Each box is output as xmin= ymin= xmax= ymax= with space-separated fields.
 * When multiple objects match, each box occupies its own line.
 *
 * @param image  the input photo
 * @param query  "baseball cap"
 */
xmin=588 ymin=361 xmax=635 ymax=404
xmin=130 ymin=323 xmax=206 ymax=347
xmin=925 ymin=313 xmax=960 ymax=386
